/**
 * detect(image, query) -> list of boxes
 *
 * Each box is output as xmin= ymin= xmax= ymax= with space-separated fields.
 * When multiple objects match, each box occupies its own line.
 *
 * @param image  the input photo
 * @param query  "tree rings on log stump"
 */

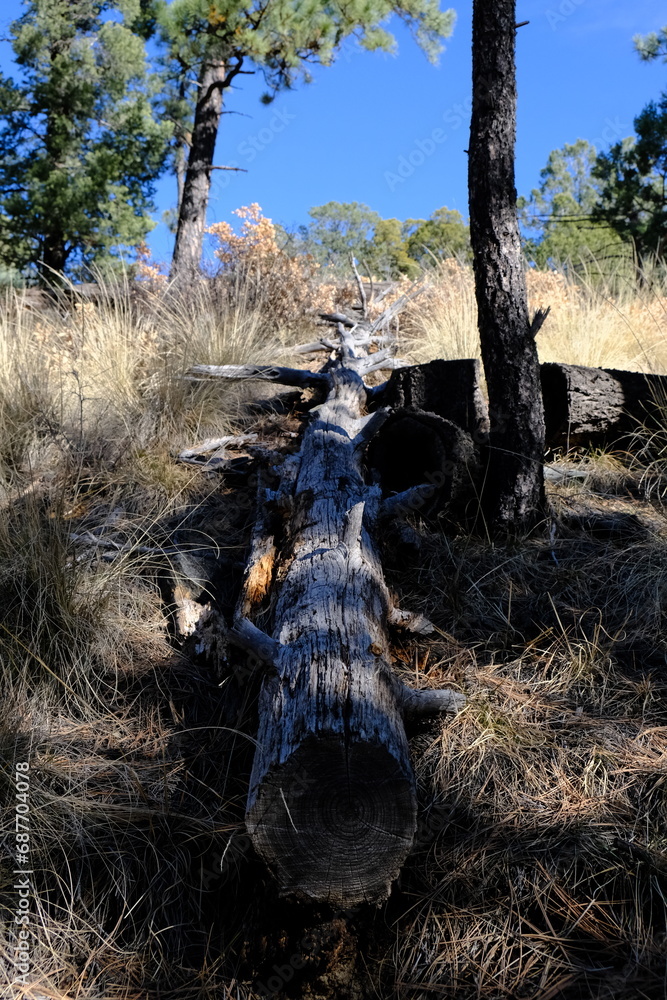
xmin=246 ymin=735 xmax=415 ymax=905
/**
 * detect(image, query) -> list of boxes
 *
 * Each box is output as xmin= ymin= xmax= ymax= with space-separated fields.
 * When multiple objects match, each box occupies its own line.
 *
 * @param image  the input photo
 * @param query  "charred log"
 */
xmin=541 ymin=362 xmax=667 ymax=449
xmin=374 ymin=359 xmax=489 ymax=443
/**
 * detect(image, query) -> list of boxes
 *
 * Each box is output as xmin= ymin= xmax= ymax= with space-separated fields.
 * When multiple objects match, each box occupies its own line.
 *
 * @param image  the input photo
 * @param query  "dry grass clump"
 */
xmin=0 ymin=269 xmax=295 ymax=996
xmin=402 ymin=259 xmax=480 ymax=362
xmin=402 ymin=258 xmax=667 ymax=374
xmin=530 ymin=266 xmax=667 ymax=372
xmin=0 ymin=279 xmax=268 ymax=490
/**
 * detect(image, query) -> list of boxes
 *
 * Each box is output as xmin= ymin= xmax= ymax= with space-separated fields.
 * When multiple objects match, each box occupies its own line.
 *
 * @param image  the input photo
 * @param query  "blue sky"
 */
xmin=1 ymin=0 xmax=665 ymax=264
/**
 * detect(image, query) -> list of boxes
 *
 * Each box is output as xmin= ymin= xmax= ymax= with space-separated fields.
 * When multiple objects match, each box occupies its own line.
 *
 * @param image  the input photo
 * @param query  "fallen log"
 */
xmin=541 ymin=363 xmax=667 ymax=449
xmin=374 ymin=359 xmax=667 ymax=452
xmin=188 ymin=300 xmax=466 ymax=906
xmin=368 ymin=409 xmax=479 ymax=522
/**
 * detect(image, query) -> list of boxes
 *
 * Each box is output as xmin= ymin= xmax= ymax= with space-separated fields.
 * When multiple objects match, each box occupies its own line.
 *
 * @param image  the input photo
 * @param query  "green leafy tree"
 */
xmin=593 ymin=95 xmax=667 ymax=263
xmin=161 ymin=0 xmax=456 ymax=277
xmin=300 ymin=201 xmax=381 ymax=267
xmin=587 ymin=25 xmax=667 ymax=268
xmin=368 ymin=218 xmax=420 ymax=278
xmin=294 ymin=203 xmax=419 ymax=278
xmin=518 ymin=139 xmax=620 ymax=267
xmin=0 ymin=0 xmax=171 ymax=283
xmin=403 ymin=206 xmax=469 ymax=263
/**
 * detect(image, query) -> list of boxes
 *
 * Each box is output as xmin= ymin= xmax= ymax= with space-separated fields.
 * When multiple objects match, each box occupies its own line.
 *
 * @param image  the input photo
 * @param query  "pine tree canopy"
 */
xmin=517 ymin=140 xmax=622 ymax=268
xmin=593 ymin=94 xmax=667 ymax=261
xmin=403 ymin=206 xmax=469 ymax=262
xmin=634 ymin=26 xmax=667 ymax=63
xmin=0 ymin=0 xmax=171 ymax=283
xmin=158 ymin=0 xmax=455 ymax=97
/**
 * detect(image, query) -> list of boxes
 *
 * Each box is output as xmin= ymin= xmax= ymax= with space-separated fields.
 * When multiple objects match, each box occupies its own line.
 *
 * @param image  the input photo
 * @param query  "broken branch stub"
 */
xmin=189 ymin=302 xmax=466 ymax=907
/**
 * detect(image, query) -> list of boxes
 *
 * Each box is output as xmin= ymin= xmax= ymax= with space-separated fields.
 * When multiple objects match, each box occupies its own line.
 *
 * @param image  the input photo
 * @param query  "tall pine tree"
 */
xmin=160 ymin=0 xmax=456 ymax=278
xmin=593 ymin=100 xmax=667 ymax=266
xmin=592 ymin=27 xmax=667 ymax=268
xmin=0 ymin=0 xmax=171 ymax=283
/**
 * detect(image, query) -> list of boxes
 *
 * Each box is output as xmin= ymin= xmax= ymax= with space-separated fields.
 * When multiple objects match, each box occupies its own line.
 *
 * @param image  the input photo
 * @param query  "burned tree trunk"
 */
xmin=187 ymin=298 xmax=465 ymax=906
xmin=468 ymin=0 xmax=546 ymax=530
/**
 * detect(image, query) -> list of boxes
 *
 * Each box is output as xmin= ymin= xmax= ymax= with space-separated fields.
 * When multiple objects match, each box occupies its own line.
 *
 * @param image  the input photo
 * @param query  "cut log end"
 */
xmin=246 ymin=735 xmax=416 ymax=907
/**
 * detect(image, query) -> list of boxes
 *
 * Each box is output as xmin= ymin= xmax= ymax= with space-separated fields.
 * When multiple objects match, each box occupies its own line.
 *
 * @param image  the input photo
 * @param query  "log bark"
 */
xmin=372 ymin=358 xmax=667 ymax=454
xmin=191 ymin=307 xmax=465 ymax=906
xmin=541 ymin=363 xmax=667 ymax=449
xmin=246 ymin=369 xmax=418 ymax=906
xmin=469 ymin=0 xmax=546 ymax=530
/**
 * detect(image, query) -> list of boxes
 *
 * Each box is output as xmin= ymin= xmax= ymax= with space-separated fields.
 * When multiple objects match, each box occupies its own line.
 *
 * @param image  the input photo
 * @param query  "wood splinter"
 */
xmin=189 ymin=290 xmax=466 ymax=907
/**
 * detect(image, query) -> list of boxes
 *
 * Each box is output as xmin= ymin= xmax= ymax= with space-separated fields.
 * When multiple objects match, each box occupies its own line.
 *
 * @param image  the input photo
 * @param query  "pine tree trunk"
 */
xmin=170 ymin=58 xmax=227 ymax=279
xmin=468 ymin=0 xmax=545 ymax=531
xmin=40 ymin=238 xmax=69 ymax=280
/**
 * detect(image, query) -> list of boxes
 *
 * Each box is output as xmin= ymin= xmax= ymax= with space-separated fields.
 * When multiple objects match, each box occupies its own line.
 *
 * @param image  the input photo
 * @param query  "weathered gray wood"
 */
xmin=186 ymin=363 xmax=331 ymax=391
xmin=229 ymin=617 xmax=280 ymax=667
xmin=245 ymin=369 xmax=418 ymax=905
xmin=177 ymin=434 xmax=258 ymax=467
xmin=400 ymin=686 xmax=466 ymax=718
xmin=541 ymin=362 xmax=667 ymax=448
xmin=212 ymin=312 xmax=465 ymax=906
xmin=388 ymin=607 xmax=435 ymax=635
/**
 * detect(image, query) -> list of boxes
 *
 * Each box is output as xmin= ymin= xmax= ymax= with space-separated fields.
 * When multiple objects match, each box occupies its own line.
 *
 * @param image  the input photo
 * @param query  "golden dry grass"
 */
xmin=1 ymin=252 xmax=667 ymax=999
xmin=403 ymin=259 xmax=667 ymax=374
